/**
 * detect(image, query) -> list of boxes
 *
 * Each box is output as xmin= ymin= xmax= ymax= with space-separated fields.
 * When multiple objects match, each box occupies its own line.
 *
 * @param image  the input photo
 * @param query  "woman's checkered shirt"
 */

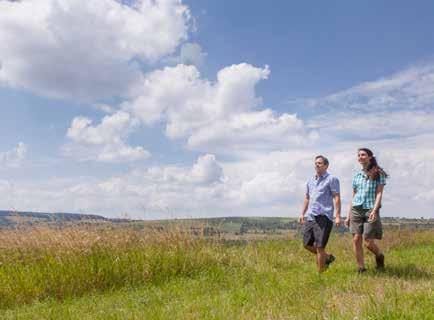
xmin=352 ymin=171 xmax=387 ymax=209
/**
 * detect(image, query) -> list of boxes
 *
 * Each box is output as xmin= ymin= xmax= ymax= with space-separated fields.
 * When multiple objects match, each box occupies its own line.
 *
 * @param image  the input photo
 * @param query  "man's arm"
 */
xmin=299 ymin=195 xmax=309 ymax=224
xmin=333 ymin=193 xmax=341 ymax=226
xmin=330 ymin=177 xmax=341 ymax=226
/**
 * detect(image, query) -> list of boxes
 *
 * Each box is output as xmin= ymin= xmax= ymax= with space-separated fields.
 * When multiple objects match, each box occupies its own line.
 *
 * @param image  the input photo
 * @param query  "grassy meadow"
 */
xmin=0 ymin=225 xmax=432 ymax=319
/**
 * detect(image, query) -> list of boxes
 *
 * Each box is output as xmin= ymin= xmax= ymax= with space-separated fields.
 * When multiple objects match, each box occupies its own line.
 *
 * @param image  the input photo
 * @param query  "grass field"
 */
xmin=0 ymin=226 xmax=432 ymax=319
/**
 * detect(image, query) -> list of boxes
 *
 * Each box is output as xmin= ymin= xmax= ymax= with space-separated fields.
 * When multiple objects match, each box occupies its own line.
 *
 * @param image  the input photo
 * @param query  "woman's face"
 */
xmin=358 ymin=150 xmax=371 ymax=165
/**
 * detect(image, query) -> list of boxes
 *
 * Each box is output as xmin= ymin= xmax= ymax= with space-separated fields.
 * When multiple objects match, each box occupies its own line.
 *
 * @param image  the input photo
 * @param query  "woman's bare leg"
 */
xmin=353 ymin=234 xmax=364 ymax=268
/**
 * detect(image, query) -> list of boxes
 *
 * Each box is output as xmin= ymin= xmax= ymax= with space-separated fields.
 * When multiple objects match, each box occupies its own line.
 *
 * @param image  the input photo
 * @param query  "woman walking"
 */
xmin=345 ymin=148 xmax=388 ymax=273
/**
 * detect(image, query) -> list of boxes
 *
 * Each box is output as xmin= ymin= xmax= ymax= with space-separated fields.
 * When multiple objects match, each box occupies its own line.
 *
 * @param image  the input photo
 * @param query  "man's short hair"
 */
xmin=315 ymin=155 xmax=329 ymax=166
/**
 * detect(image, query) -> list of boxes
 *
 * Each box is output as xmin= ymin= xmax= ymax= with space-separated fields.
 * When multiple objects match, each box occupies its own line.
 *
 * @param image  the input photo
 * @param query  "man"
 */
xmin=299 ymin=155 xmax=341 ymax=272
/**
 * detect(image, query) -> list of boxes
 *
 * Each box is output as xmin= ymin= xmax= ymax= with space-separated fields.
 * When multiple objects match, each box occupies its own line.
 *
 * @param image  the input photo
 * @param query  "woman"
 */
xmin=345 ymin=148 xmax=388 ymax=273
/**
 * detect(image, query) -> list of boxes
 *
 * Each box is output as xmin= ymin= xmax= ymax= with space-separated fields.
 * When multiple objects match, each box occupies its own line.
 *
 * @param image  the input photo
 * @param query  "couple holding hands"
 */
xmin=299 ymin=148 xmax=388 ymax=273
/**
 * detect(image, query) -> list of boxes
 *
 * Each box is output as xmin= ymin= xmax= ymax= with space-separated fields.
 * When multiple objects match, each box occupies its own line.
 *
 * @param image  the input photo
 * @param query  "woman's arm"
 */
xmin=345 ymin=189 xmax=356 ymax=227
xmin=369 ymin=184 xmax=384 ymax=222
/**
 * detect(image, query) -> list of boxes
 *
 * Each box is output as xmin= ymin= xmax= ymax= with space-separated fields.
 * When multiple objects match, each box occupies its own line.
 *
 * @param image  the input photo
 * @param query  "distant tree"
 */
xmin=239 ymin=222 xmax=249 ymax=234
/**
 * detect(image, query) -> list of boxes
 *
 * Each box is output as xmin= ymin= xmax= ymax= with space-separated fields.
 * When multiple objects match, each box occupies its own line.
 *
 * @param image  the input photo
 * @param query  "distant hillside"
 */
xmin=1 ymin=211 xmax=433 ymax=232
xmin=0 ymin=210 xmax=112 ymax=228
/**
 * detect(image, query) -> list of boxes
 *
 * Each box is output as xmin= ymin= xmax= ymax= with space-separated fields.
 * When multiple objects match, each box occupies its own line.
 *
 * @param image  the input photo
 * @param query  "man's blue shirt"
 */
xmin=306 ymin=172 xmax=340 ymax=221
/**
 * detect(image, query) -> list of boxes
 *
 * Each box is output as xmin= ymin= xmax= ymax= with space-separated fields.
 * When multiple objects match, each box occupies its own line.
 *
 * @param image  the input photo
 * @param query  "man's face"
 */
xmin=315 ymin=158 xmax=328 ymax=176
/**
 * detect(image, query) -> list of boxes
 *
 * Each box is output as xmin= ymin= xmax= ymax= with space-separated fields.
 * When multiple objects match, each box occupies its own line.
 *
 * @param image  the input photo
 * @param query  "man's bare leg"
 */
xmin=304 ymin=245 xmax=317 ymax=254
xmin=316 ymin=247 xmax=327 ymax=272
xmin=305 ymin=244 xmax=332 ymax=261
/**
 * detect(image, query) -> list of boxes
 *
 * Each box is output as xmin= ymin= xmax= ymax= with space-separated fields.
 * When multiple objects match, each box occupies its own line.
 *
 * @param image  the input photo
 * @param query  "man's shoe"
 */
xmin=325 ymin=254 xmax=335 ymax=268
xmin=375 ymin=253 xmax=385 ymax=270
xmin=358 ymin=267 xmax=367 ymax=274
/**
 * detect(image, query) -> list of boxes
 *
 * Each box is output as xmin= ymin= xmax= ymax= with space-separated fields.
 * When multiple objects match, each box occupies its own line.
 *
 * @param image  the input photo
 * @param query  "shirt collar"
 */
xmin=358 ymin=170 xmax=368 ymax=178
xmin=315 ymin=171 xmax=329 ymax=180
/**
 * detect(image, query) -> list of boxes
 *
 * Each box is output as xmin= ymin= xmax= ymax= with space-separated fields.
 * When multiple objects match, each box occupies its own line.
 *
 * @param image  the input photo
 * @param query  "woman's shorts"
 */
xmin=350 ymin=205 xmax=383 ymax=240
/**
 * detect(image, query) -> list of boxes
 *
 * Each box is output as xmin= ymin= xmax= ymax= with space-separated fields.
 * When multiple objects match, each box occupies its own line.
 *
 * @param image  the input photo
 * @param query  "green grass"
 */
xmin=0 ymin=228 xmax=432 ymax=319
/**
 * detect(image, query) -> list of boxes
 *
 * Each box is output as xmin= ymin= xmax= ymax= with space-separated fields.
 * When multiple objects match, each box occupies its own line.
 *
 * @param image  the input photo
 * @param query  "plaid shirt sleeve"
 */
xmin=305 ymin=182 xmax=310 ymax=198
xmin=352 ymin=174 xmax=357 ymax=190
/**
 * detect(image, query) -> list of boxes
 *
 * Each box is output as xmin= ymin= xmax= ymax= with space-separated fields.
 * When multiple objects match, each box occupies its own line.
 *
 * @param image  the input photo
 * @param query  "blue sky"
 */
xmin=189 ymin=1 xmax=434 ymax=99
xmin=1 ymin=0 xmax=434 ymax=218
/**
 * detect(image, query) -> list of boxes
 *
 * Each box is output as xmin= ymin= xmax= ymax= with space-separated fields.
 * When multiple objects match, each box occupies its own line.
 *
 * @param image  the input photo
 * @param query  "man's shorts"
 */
xmin=303 ymin=215 xmax=333 ymax=248
xmin=350 ymin=205 xmax=383 ymax=240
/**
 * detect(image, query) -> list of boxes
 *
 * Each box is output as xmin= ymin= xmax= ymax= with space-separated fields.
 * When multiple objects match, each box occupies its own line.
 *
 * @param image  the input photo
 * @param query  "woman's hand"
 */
xmin=368 ymin=210 xmax=378 ymax=223
xmin=344 ymin=216 xmax=350 ymax=228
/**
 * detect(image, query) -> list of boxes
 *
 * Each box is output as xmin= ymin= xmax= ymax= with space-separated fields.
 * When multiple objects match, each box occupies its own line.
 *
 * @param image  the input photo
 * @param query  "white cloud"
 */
xmin=67 ymin=111 xmax=136 ymax=145
xmin=187 ymin=110 xmax=318 ymax=154
xmin=126 ymin=63 xmax=271 ymax=134
xmin=65 ymin=111 xmax=150 ymax=162
xmin=0 ymin=142 xmax=27 ymax=168
xmin=191 ymin=154 xmax=223 ymax=184
xmin=0 ymin=0 xmax=191 ymax=100
xmin=124 ymin=63 xmax=316 ymax=155
xmin=64 ymin=62 xmax=315 ymax=162
xmin=300 ymin=63 xmax=434 ymax=114
xmin=309 ymin=110 xmax=434 ymax=140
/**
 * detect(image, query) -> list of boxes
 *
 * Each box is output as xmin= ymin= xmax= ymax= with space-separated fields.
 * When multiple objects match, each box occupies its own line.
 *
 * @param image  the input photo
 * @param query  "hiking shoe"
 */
xmin=375 ymin=253 xmax=385 ymax=270
xmin=358 ymin=267 xmax=367 ymax=274
xmin=325 ymin=254 xmax=335 ymax=268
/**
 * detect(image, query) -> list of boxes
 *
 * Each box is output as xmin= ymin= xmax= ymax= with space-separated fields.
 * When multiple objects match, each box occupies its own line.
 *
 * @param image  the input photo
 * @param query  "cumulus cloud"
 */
xmin=65 ymin=111 xmax=150 ymax=162
xmin=191 ymin=154 xmax=223 ymax=184
xmin=0 ymin=0 xmax=191 ymax=100
xmin=187 ymin=110 xmax=318 ymax=154
xmin=0 ymin=142 xmax=27 ymax=168
xmin=124 ymin=63 xmax=316 ymax=154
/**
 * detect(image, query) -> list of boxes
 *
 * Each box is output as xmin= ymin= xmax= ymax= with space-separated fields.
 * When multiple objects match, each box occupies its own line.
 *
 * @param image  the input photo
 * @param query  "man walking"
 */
xmin=299 ymin=155 xmax=341 ymax=272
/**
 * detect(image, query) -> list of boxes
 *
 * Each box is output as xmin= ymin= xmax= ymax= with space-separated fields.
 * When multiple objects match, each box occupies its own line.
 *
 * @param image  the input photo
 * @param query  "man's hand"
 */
xmin=299 ymin=214 xmax=305 ymax=224
xmin=335 ymin=215 xmax=341 ymax=227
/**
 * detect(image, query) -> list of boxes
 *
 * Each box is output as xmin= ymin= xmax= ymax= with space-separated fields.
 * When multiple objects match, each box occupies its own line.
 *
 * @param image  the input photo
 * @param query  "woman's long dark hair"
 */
xmin=358 ymin=148 xmax=389 ymax=180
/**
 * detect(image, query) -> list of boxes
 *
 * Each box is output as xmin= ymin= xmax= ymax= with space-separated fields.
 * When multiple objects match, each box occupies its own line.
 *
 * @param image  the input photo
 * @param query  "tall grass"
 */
xmin=0 ymin=225 xmax=227 ymax=309
xmin=0 ymin=226 xmax=432 ymax=319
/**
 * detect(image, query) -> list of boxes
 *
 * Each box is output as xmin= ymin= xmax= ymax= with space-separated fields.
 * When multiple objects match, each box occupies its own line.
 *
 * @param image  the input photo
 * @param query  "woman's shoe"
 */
xmin=375 ymin=253 xmax=385 ymax=270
